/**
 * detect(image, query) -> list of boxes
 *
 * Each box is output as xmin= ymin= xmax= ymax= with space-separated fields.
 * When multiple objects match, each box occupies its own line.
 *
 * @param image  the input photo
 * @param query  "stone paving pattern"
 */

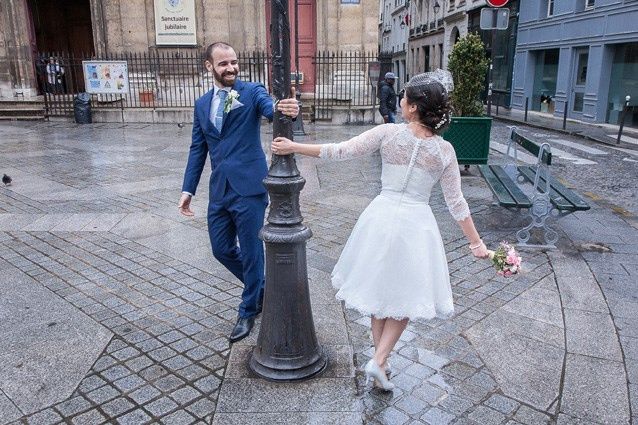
xmin=0 ymin=121 xmax=636 ymax=424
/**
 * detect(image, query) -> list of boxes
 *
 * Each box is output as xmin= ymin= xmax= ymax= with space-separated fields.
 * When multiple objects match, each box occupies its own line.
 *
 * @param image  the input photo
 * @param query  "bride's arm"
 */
xmin=271 ymin=124 xmax=394 ymax=160
xmin=440 ymin=143 xmax=489 ymax=258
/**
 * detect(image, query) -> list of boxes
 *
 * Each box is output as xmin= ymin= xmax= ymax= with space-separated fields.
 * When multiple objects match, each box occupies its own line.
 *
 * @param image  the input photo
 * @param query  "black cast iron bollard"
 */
xmin=563 ymin=100 xmax=568 ymax=130
xmin=249 ymin=0 xmax=327 ymax=382
xmin=524 ymin=97 xmax=528 ymax=122
xmin=617 ymin=96 xmax=631 ymax=145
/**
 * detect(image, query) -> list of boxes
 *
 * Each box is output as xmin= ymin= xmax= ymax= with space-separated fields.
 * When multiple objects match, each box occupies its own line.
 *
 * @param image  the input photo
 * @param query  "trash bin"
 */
xmin=73 ymin=92 xmax=92 ymax=124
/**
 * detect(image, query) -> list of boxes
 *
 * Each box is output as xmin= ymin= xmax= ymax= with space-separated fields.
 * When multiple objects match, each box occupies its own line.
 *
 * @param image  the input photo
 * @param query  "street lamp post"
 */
xmin=434 ymin=1 xmax=441 ymax=28
xmin=249 ymin=0 xmax=327 ymax=381
xmin=292 ymin=0 xmax=306 ymax=136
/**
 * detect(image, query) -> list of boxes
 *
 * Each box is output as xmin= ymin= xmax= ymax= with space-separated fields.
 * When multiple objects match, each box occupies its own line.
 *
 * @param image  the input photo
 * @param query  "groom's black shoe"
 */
xmin=229 ymin=316 xmax=255 ymax=343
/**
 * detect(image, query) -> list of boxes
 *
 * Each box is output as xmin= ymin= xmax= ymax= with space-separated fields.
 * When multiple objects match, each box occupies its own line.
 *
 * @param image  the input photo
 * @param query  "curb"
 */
xmin=492 ymin=115 xmax=638 ymax=150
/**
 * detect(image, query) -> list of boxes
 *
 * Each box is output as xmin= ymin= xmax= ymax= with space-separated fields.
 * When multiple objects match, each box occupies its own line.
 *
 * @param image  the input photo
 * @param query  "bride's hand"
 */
xmin=470 ymin=241 xmax=490 ymax=259
xmin=272 ymin=137 xmax=296 ymax=155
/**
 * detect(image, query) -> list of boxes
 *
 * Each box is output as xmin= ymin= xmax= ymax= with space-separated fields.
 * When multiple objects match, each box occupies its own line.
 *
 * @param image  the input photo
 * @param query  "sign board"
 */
xmin=154 ymin=0 xmax=197 ymax=46
xmin=480 ymin=8 xmax=510 ymax=30
xmin=486 ymin=0 xmax=509 ymax=6
xmin=83 ymin=61 xmax=129 ymax=94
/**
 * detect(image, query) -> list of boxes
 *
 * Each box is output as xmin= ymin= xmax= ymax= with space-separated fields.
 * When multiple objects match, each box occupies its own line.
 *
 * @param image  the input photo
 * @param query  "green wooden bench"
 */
xmin=478 ymin=127 xmax=590 ymax=248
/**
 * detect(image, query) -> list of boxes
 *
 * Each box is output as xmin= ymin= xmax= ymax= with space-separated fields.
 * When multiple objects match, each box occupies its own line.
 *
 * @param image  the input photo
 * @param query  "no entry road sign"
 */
xmin=486 ymin=0 xmax=509 ymax=7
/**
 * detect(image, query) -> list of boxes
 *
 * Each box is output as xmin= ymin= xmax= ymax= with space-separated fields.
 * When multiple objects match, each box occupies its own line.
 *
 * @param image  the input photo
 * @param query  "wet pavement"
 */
xmin=0 ymin=120 xmax=636 ymax=424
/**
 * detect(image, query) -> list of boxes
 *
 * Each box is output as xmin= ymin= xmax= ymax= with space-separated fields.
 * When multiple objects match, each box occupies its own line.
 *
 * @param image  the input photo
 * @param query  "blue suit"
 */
xmin=182 ymin=79 xmax=273 ymax=319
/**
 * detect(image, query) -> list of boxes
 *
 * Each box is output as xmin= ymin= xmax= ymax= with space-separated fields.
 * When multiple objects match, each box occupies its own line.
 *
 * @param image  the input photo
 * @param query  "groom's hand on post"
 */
xmin=276 ymin=87 xmax=299 ymax=118
xmin=178 ymin=193 xmax=194 ymax=217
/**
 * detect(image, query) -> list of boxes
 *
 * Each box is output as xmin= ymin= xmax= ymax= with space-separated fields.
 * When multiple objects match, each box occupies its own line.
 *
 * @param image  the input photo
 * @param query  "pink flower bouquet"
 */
xmin=487 ymin=242 xmax=522 ymax=277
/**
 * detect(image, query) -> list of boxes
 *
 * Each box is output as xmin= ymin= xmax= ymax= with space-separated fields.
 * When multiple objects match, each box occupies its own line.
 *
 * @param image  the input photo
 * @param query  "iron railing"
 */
xmin=312 ymin=51 xmax=391 ymax=121
xmin=36 ymin=50 xmax=391 ymax=122
xmin=37 ymin=50 xmax=270 ymax=117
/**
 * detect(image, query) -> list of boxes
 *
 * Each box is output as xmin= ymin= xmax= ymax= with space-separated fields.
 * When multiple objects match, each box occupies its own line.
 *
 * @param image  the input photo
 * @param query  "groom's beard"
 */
xmin=214 ymin=68 xmax=238 ymax=87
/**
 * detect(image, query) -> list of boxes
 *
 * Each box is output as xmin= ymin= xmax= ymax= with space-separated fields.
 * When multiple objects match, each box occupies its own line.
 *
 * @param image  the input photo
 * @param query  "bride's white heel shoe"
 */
xmin=365 ymin=360 xmax=395 ymax=391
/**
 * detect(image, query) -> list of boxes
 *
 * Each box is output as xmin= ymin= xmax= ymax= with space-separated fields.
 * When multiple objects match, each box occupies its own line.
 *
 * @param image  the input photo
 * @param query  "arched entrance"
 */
xmin=26 ymin=0 xmax=94 ymax=94
xmin=450 ymin=26 xmax=460 ymax=46
xmin=27 ymin=0 xmax=94 ymax=54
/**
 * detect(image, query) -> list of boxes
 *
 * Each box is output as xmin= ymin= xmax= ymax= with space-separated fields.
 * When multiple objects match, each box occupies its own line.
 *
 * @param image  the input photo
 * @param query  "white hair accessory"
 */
xmin=404 ymin=69 xmax=454 ymax=94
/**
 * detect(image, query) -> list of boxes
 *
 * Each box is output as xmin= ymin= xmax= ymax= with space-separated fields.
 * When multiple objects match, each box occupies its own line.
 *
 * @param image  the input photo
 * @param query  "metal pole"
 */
xmin=249 ymin=0 xmax=326 ymax=382
xmin=563 ymin=100 xmax=568 ymax=130
xmin=524 ymin=97 xmax=528 ymax=122
xmin=496 ymin=93 xmax=499 ymax=116
xmin=617 ymin=96 xmax=631 ymax=145
xmin=292 ymin=0 xmax=306 ymax=136
xmin=487 ymin=28 xmax=496 ymax=117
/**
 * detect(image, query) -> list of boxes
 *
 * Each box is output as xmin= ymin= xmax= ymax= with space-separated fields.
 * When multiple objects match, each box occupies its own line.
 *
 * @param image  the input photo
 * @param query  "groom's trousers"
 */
xmin=207 ymin=184 xmax=267 ymax=319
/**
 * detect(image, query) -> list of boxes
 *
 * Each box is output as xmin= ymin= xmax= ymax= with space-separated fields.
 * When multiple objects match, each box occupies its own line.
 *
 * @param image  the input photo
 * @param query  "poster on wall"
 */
xmin=82 ymin=61 xmax=129 ymax=94
xmin=154 ymin=0 xmax=197 ymax=46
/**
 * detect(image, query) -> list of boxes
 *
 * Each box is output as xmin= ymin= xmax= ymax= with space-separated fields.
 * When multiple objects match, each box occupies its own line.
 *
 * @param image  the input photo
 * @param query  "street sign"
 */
xmin=480 ymin=8 xmax=510 ymax=30
xmin=486 ymin=0 xmax=509 ymax=6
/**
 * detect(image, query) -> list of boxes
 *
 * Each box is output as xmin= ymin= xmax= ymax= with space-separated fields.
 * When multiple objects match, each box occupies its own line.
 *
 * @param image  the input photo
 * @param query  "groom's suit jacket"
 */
xmin=182 ymin=79 xmax=273 ymax=201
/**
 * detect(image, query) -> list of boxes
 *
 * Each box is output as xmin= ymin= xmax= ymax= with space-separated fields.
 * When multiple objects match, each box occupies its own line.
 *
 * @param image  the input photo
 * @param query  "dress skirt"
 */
xmin=331 ymin=191 xmax=454 ymax=321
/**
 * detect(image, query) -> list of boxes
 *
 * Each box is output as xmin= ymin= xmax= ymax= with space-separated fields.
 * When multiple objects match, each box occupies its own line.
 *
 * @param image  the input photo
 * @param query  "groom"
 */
xmin=179 ymin=42 xmax=299 ymax=342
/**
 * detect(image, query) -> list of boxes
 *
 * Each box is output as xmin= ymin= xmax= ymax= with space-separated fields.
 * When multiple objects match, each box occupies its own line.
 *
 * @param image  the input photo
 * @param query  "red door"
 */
xmin=265 ymin=0 xmax=316 ymax=93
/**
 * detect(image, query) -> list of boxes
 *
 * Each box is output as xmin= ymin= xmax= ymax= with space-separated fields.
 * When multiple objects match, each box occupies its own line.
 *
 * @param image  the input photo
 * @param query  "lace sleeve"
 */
xmin=320 ymin=124 xmax=394 ymax=160
xmin=439 ymin=142 xmax=471 ymax=221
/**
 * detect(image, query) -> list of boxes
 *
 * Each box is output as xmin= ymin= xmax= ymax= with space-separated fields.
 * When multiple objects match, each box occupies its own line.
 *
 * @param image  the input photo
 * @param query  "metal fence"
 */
xmin=37 ymin=50 xmax=270 ymax=117
xmin=36 ymin=49 xmax=390 ymax=121
xmin=312 ymin=51 xmax=390 ymax=121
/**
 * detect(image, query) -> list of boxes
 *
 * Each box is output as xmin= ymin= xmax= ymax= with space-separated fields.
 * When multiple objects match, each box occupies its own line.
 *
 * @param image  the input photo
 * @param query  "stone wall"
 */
xmin=0 ymin=0 xmax=38 ymax=98
xmin=316 ymin=0 xmax=379 ymax=52
xmin=92 ymin=0 xmax=268 ymax=54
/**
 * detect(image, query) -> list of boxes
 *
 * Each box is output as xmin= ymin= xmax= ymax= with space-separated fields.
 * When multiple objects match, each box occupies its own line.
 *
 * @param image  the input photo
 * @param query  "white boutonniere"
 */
xmin=224 ymin=90 xmax=242 ymax=113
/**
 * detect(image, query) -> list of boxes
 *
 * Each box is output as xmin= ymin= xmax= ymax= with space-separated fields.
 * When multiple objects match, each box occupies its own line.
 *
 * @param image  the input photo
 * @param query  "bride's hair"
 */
xmin=404 ymin=80 xmax=453 ymax=135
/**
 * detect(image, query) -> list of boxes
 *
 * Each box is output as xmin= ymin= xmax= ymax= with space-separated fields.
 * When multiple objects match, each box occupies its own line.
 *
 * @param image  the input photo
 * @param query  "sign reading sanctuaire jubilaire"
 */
xmin=154 ymin=0 xmax=197 ymax=46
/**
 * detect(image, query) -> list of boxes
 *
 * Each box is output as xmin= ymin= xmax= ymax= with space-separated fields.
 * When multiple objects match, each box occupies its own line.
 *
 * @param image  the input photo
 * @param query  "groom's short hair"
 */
xmin=206 ymin=42 xmax=234 ymax=62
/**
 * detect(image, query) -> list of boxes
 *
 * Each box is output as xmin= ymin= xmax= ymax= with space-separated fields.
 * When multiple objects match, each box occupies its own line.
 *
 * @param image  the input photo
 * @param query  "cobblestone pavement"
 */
xmin=0 ymin=120 xmax=636 ymax=424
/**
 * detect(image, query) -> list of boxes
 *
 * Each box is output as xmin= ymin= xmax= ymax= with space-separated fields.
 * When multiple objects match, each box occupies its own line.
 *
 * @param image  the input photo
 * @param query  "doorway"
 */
xmin=27 ymin=0 xmax=94 ymax=54
xmin=265 ymin=0 xmax=317 ymax=92
xmin=27 ymin=0 xmax=94 ymax=94
xmin=571 ymin=47 xmax=589 ymax=119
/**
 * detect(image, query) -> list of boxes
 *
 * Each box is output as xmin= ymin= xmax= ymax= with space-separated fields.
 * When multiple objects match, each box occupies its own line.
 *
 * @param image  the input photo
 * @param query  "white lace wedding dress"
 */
xmin=320 ymin=123 xmax=471 ymax=320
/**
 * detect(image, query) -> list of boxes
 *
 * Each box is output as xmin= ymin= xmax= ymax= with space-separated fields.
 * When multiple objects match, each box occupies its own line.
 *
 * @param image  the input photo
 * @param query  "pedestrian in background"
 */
xmin=271 ymin=70 xmax=489 ymax=391
xmin=45 ymin=57 xmax=65 ymax=94
xmin=379 ymin=71 xmax=398 ymax=123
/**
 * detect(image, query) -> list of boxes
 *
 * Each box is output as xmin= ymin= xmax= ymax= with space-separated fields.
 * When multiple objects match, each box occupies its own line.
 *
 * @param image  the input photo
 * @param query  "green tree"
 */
xmin=447 ymin=33 xmax=489 ymax=116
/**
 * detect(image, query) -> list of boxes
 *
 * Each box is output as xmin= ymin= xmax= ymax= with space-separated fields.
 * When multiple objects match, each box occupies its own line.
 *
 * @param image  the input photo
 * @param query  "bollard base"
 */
xmin=249 ymin=349 xmax=327 ymax=382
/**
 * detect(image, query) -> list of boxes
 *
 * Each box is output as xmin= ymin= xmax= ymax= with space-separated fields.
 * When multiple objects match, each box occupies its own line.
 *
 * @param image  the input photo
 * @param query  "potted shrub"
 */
xmin=138 ymin=83 xmax=156 ymax=105
xmin=444 ymin=33 xmax=492 ymax=165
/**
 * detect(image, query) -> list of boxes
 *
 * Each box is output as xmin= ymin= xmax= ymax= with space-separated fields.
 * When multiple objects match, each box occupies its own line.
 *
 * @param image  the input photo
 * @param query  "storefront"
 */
xmin=467 ymin=0 xmax=519 ymax=108
xmin=607 ymin=42 xmax=637 ymax=127
xmin=513 ymin=1 xmax=638 ymax=127
xmin=531 ymin=49 xmax=559 ymax=113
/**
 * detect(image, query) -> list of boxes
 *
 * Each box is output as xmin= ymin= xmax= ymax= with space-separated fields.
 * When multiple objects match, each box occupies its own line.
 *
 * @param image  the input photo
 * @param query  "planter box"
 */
xmin=138 ymin=90 xmax=155 ymax=105
xmin=442 ymin=116 xmax=492 ymax=165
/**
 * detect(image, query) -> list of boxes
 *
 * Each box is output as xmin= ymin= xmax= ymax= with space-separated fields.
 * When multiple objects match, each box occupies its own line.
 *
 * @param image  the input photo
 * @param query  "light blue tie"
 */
xmin=213 ymin=90 xmax=228 ymax=131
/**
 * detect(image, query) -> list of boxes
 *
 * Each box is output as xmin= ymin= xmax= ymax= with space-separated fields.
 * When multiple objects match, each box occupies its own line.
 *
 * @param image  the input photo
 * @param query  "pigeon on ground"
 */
xmin=177 ymin=122 xmax=184 ymax=128
xmin=2 ymin=174 xmax=11 ymax=186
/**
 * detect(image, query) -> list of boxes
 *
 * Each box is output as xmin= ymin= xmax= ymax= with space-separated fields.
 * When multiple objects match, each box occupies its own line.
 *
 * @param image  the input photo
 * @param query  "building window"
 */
xmin=607 ymin=43 xmax=638 ymax=126
xmin=576 ymin=52 xmax=589 ymax=85
xmin=547 ymin=0 xmax=554 ymax=17
xmin=586 ymin=0 xmax=595 ymax=8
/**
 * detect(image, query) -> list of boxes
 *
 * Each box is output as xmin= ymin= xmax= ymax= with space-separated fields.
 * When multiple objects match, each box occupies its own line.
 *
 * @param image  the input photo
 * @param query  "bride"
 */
xmin=271 ymin=71 xmax=489 ymax=391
